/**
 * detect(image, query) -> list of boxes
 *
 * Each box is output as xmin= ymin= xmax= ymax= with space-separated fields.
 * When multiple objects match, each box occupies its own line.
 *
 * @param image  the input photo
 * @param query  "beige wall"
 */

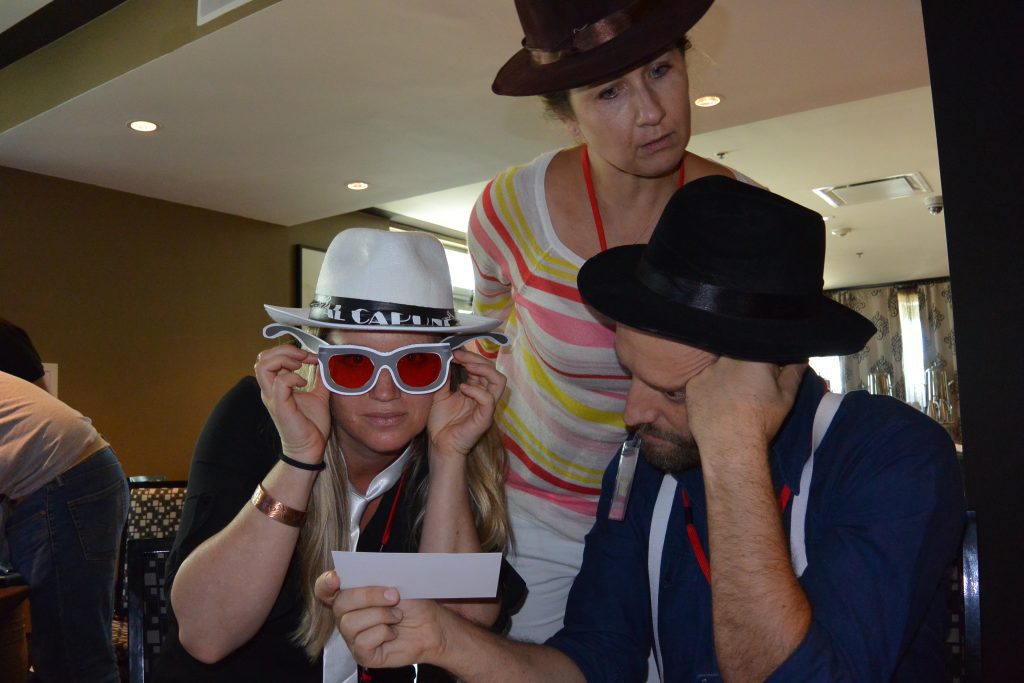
xmin=1 ymin=166 xmax=388 ymax=479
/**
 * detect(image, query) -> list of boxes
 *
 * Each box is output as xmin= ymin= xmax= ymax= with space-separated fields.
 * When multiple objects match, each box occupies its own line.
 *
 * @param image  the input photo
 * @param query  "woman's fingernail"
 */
xmin=384 ymin=588 xmax=398 ymax=601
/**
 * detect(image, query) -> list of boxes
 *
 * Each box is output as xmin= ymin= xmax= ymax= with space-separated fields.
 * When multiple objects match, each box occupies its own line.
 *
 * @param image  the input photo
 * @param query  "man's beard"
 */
xmin=636 ymin=423 xmax=701 ymax=475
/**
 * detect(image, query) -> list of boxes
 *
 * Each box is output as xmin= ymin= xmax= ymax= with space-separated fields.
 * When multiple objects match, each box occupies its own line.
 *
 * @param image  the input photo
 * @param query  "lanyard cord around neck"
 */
xmin=357 ymin=468 xmax=409 ymax=683
xmin=681 ymin=484 xmax=792 ymax=586
xmin=376 ymin=469 xmax=407 ymax=552
xmin=580 ymin=145 xmax=686 ymax=252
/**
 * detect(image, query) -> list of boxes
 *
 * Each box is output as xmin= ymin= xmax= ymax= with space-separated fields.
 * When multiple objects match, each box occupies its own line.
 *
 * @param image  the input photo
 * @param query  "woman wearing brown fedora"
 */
xmin=469 ymin=0 xmax=756 ymax=641
xmin=155 ymin=229 xmax=522 ymax=682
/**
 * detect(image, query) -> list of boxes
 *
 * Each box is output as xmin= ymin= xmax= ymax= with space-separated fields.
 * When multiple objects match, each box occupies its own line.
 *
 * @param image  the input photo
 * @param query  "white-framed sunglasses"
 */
xmin=263 ymin=324 xmax=507 ymax=396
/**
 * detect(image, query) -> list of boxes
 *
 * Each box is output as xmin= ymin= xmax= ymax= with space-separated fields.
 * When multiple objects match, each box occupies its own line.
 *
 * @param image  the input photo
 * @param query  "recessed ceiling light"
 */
xmin=694 ymin=95 xmax=721 ymax=108
xmin=347 ymin=181 xmax=369 ymax=191
xmin=831 ymin=227 xmax=852 ymax=237
xmin=128 ymin=120 xmax=159 ymax=132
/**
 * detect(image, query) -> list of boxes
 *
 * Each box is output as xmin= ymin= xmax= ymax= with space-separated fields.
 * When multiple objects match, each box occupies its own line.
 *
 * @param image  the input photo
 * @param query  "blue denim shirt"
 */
xmin=547 ymin=371 xmax=965 ymax=682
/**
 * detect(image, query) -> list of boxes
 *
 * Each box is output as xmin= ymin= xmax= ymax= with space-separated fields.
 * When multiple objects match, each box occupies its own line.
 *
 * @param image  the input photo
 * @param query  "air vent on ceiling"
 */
xmin=197 ymin=0 xmax=254 ymax=26
xmin=812 ymin=172 xmax=932 ymax=208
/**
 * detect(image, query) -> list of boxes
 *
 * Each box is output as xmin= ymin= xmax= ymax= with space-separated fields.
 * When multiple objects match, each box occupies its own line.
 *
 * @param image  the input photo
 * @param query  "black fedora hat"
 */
xmin=578 ymin=176 xmax=876 ymax=363
xmin=493 ymin=0 xmax=714 ymax=96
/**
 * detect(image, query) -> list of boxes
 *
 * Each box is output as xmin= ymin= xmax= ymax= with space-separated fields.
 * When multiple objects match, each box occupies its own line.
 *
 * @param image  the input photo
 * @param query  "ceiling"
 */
xmin=0 ymin=0 xmax=946 ymax=288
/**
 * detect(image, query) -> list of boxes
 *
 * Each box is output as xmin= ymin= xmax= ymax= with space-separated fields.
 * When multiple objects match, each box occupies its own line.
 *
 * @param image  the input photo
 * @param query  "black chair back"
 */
xmin=126 ymin=537 xmax=174 ymax=683
xmin=961 ymin=511 xmax=981 ymax=682
xmin=117 ymin=480 xmax=188 ymax=616
xmin=947 ymin=510 xmax=981 ymax=683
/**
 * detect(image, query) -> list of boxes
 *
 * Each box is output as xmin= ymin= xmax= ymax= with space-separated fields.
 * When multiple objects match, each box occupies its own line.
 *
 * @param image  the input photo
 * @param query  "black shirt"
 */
xmin=154 ymin=376 xmax=521 ymax=683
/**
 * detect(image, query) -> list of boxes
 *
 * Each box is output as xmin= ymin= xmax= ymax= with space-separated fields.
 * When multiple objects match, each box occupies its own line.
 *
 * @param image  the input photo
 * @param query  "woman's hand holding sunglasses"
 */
xmin=254 ymin=344 xmax=332 ymax=467
xmin=426 ymin=349 xmax=507 ymax=461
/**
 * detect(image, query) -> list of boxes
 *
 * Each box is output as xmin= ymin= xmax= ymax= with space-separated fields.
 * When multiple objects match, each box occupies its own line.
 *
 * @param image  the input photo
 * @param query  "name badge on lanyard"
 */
xmin=608 ymin=433 xmax=642 ymax=521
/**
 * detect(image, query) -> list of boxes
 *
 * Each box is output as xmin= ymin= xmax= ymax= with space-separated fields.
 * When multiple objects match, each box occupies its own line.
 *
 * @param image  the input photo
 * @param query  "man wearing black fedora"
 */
xmin=319 ymin=177 xmax=966 ymax=682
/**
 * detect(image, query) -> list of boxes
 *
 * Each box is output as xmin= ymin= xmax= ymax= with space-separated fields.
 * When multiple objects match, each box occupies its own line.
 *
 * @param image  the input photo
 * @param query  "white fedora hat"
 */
xmin=264 ymin=228 xmax=500 ymax=334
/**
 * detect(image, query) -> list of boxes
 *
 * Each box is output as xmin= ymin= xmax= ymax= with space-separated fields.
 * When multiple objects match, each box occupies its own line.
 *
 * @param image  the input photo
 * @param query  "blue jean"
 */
xmin=5 ymin=447 xmax=128 ymax=683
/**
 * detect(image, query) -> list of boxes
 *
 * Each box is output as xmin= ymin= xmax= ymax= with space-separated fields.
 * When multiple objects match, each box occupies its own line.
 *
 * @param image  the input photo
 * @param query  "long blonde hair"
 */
xmin=290 ymin=331 xmax=511 ymax=657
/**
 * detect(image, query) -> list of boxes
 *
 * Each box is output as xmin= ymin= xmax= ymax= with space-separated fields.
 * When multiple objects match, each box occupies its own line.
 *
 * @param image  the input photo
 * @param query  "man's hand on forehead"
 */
xmin=684 ymin=358 xmax=806 ymax=463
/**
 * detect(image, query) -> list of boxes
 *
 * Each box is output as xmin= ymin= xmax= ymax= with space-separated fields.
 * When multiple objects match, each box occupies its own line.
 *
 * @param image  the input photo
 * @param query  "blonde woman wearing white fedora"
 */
xmin=155 ymin=229 xmax=522 ymax=683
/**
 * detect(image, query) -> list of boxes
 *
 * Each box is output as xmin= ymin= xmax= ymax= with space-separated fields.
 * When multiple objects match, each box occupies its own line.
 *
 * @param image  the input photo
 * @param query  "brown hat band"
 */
xmin=527 ymin=4 xmax=639 ymax=66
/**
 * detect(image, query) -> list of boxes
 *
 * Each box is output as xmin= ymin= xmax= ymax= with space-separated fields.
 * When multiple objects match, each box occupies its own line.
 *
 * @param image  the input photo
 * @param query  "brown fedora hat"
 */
xmin=493 ymin=0 xmax=714 ymax=96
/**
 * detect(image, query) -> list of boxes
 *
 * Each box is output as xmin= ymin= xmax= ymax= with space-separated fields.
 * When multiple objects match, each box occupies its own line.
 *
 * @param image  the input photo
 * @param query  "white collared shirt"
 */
xmin=324 ymin=441 xmax=415 ymax=683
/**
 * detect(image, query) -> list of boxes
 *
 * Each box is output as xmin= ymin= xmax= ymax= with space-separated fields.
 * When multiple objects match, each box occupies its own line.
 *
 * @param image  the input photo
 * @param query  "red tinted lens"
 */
xmin=328 ymin=353 xmax=374 ymax=389
xmin=396 ymin=352 xmax=443 ymax=388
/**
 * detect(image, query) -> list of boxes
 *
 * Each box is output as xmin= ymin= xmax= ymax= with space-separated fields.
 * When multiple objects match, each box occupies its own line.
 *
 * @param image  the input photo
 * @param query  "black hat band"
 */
xmin=309 ymin=295 xmax=457 ymax=328
xmin=635 ymin=260 xmax=821 ymax=320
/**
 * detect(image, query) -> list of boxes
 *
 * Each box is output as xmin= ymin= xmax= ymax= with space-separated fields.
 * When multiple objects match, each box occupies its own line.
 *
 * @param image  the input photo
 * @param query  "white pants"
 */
xmin=506 ymin=508 xmax=587 ymax=643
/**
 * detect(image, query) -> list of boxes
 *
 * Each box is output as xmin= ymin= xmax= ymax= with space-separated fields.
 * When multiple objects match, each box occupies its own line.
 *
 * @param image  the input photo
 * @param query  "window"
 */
xmin=444 ymin=246 xmax=474 ymax=313
xmin=809 ymin=355 xmax=844 ymax=393
xmin=897 ymin=290 xmax=927 ymax=410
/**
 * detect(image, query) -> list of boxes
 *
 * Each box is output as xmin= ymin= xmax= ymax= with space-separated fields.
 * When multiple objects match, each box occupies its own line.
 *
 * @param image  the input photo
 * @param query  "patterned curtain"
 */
xmin=830 ymin=287 xmax=906 ymax=400
xmin=828 ymin=279 xmax=960 ymax=443
xmin=918 ymin=281 xmax=958 ymax=379
xmin=918 ymin=280 xmax=960 ymax=440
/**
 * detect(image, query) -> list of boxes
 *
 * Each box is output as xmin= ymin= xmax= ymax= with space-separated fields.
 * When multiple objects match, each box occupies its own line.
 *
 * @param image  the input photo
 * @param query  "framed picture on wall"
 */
xmin=295 ymin=245 xmax=326 ymax=307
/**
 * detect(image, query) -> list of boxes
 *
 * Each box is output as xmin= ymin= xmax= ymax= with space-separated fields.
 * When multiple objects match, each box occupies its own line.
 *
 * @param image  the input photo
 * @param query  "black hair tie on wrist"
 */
xmin=279 ymin=453 xmax=327 ymax=471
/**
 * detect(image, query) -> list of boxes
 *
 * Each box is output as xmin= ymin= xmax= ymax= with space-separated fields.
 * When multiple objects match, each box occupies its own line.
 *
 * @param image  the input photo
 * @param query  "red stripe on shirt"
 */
xmin=502 ymin=434 xmax=602 ymax=496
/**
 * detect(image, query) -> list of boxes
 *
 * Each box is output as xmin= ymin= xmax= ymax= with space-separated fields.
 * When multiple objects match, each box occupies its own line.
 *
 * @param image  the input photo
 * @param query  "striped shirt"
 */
xmin=469 ymin=150 xmax=631 ymax=542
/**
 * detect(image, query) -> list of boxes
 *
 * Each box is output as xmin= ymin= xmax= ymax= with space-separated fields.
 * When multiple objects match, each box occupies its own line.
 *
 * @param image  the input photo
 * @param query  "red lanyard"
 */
xmin=377 ymin=469 xmax=407 ymax=551
xmin=360 ymin=469 xmax=409 ymax=682
xmin=581 ymin=145 xmax=686 ymax=252
xmin=681 ymin=484 xmax=792 ymax=586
